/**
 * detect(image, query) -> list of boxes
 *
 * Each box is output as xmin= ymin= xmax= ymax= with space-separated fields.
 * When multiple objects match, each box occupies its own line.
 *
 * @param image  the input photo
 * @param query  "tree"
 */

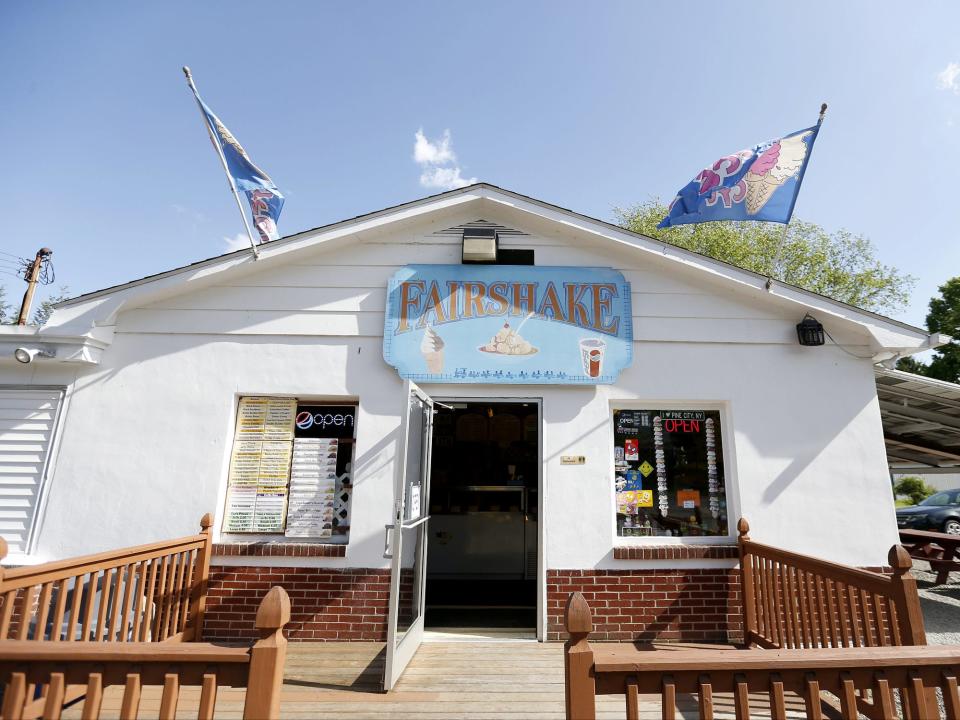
xmin=31 ymin=286 xmax=71 ymax=327
xmin=893 ymin=476 xmax=935 ymax=505
xmin=897 ymin=278 xmax=960 ymax=383
xmin=615 ymin=201 xmax=915 ymax=314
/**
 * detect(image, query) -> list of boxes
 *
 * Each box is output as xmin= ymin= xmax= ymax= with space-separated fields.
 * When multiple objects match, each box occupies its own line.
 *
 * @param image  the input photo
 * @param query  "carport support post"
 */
xmin=564 ymin=591 xmax=596 ymax=720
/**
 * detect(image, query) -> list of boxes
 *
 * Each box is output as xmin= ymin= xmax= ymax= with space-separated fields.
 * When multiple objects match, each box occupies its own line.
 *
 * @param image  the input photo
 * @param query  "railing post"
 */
xmin=564 ymin=591 xmax=596 ymax=720
xmin=187 ymin=513 xmax=214 ymax=642
xmin=738 ymin=518 xmax=758 ymax=648
xmin=888 ymin=545 xmax=926 ymax=646
xmin=243 ymin=586 xmax=290 ymax=720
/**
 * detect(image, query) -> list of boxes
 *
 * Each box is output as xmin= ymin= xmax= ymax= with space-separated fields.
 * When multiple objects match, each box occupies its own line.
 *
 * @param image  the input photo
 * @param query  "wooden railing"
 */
xmin=0 ymin=585 xmax=289 ymax=720
xmin=0 ymin=514 xmax=213 ymax=644
xmin=737 ymin=518 xmax=925 ymax=649
xmin=564 ymin=592 xmax=958 ymax=720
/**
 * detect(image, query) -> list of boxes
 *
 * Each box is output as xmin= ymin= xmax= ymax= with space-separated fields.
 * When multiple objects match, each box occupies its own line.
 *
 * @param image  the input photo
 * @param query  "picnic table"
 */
xmin=900 ymin=528 xmax=960 ymax=585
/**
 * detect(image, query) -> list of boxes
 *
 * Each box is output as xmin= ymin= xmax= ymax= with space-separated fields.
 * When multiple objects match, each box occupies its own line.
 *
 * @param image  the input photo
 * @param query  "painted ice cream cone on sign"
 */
xmin=743 ymin=131 xmax=813 ymax=215
xmin=421 ymin=326 xmax=445 ymax=373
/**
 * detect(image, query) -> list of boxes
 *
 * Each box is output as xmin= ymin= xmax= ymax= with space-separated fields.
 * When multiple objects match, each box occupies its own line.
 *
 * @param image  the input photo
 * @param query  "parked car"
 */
xmin=896 ymin=488 xmax=960 ymax=534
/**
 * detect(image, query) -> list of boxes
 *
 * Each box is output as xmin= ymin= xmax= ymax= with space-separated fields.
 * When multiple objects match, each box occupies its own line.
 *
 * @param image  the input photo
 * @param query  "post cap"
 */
xmin=0 ymin=537 xmax=7 ymax=562
xmin=737 ymin=517 xmax=750 ymax=538
xmin=564 ymin=591 xmax=593 ymax=636
xmin=255 ymin=586 xmax=291 ymax=630
xmin=889 ymin=544 xmax=912 ymax=575
xmin=199 ymin=513 xmax=213 ymax=531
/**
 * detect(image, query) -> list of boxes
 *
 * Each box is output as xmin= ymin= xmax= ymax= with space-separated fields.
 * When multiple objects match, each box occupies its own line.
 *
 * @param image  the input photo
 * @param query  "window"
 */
xmin=613 ymin=409 xmax=728 ymax=538
xmin=0 ymin=387 xmax=64 ymax=554
xmin=222 ymin=397 xmax=355 ymax=542
xmin=920 ymin=492 xmax=957 ymax=507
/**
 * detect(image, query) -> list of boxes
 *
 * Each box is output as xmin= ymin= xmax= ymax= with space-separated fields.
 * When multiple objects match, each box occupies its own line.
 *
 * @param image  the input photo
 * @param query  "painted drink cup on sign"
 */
xmin=579 ymin=338 xmax=606 ymax=378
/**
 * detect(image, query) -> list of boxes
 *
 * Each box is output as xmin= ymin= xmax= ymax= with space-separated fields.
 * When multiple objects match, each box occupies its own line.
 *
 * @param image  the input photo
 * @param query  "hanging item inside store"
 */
xmin=383 ymin=265 xmax=633 ymax=384
xmin=613 ymin=409 xmax=727 ymax=538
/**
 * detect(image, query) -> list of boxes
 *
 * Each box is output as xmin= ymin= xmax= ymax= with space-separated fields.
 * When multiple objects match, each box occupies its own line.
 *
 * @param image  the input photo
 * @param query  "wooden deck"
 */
xmin=58 ymin=639 xmax=819 ymax=719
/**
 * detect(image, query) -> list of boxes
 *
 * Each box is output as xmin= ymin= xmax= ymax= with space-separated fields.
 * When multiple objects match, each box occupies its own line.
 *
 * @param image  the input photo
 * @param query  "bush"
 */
xmin=894 ymin=476 xmax=936 ymax=505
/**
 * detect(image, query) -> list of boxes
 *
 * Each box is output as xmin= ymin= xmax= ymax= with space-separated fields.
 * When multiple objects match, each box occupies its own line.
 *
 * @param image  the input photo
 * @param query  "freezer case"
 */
xmin=429 ymin=486 xmax=530 ymax=579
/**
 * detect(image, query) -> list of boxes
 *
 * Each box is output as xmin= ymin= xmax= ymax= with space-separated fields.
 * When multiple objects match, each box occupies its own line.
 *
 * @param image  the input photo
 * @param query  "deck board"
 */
xmin=58 ymin=640 xmax=812 ymax=719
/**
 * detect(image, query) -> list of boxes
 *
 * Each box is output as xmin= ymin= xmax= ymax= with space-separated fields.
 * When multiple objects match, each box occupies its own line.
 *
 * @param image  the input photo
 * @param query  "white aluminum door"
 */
xmin=383 ymin=381 xmax=434 ymax=691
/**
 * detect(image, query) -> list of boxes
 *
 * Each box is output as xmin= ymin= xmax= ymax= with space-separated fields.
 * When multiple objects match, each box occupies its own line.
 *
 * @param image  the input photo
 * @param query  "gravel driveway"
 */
xmin=913 ymin=559 xmax=960 ymax=645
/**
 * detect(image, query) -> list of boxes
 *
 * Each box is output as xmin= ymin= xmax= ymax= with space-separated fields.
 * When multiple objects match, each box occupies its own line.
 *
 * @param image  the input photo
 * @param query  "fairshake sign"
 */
xmin=382 ymin=265 xmax=633 ymax=384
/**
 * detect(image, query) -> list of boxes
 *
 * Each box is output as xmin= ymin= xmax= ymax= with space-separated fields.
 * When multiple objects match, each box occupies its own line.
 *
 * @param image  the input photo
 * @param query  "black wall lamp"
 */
xmin=796 ymin=314 xmax=825 ymax=346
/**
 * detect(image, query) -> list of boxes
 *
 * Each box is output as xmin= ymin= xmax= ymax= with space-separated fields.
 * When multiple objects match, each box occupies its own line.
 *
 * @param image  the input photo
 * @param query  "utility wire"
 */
xmin=824 ymin=328 xmax=875 ymax=360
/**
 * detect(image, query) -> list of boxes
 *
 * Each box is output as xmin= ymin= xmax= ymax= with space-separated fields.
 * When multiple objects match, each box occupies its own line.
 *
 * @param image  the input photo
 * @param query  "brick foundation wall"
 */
xmin=547 ymin=569 xmax=742 ymax=643
xmin=204 ymin=566 xmax=390 ymax=641
xmin=205 ymin=564 xmax=743 ymax=643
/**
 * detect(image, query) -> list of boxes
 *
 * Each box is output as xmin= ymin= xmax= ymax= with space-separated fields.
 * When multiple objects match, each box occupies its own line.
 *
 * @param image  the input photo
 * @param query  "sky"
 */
xmin=2 ymin=1 xmax=959 ymax=331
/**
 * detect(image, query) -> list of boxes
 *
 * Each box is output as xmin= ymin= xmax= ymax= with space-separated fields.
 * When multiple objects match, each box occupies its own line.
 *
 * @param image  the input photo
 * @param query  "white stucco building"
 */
xmin=0 ymin=185 xmax=943 ymax=678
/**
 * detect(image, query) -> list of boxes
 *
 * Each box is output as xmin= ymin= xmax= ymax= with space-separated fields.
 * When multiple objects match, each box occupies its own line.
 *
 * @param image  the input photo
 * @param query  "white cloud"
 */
xmin=414 ymin=129 xmax=456 ymax=165
xmin=419 ymin=165 xmax=475 ymax=190
xmin=223 ymin=233 xmax=252 ymax=253
xmin=937 ymin=62 xmax=960 ymax=93
xmin=412 ymin=128 xmax=476 ymax=191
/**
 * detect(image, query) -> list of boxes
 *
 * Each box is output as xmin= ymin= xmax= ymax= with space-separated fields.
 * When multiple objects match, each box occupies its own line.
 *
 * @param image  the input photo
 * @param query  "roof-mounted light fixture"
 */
xmin=462 ymin=228 xmax=498 ymax=264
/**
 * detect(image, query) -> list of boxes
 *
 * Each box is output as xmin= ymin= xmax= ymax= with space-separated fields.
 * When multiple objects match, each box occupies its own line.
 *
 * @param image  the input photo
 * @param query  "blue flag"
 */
xmin=658 ymin=123 xmax=821 ymax=228
xmin=189 ymin=86 xmax=285 ymax=243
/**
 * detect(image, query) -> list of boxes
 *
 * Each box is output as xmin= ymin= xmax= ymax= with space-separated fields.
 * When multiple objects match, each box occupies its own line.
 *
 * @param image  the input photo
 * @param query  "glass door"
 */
xmin=383 ymin=381 xmax=434 ymax=691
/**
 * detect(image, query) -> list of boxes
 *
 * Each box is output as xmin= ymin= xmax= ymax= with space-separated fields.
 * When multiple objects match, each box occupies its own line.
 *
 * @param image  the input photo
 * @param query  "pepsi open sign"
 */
xmin=294 ymin=405 xmax=356 ymax=439
xmin=382 ymin=265 xmax=633 ymax=384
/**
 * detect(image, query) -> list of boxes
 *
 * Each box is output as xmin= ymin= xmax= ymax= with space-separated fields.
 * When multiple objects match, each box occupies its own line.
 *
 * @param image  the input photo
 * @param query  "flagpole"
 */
xmin=766 ymin=102 xmax=827 ymax=290
xmin=182 ymin=66 xmax=260 ymax=260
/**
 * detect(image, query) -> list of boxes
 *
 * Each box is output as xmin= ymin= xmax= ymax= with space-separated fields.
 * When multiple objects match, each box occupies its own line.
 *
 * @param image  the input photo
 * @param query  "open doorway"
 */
xmin=425 ymin=400 xmax=539 ymax=634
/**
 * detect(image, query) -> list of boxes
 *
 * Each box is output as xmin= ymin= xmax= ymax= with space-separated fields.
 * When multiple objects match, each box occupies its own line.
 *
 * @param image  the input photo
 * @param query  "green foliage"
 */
xmin=31 ymin=285 xmax=71 ymax=327
xmin=923 ymin=278 xmax=960 ymax=383
xmin=893 ymin=476 xmax=936 ymax=505
xmin=895 ymin=356 xmax=926 ymax=374
xmin=894 ymin=277 xmax=960 ymax=384
xmin=615 ymin=201 xmax=914 ymax=314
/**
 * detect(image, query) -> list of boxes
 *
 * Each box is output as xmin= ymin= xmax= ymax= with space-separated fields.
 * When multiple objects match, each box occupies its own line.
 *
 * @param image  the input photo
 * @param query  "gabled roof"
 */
xmin=1 ymin=183 xmax=946 ymax=363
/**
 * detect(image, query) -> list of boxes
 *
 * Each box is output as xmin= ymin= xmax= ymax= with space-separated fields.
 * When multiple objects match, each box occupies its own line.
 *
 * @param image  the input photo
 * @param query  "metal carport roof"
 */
xmin=876 ymin=367 xmax=960 ymax=473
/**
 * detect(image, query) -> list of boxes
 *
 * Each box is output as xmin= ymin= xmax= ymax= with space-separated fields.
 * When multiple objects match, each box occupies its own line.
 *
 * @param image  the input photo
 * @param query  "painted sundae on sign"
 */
xmin=383 ymin=265 xmax=632 ymax=385
xmin=480 ymin=315 xmax=538 ymax=357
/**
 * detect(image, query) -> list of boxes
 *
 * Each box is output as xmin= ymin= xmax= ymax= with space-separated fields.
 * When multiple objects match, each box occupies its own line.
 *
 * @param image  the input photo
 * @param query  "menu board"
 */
xmin=613 ymin=409 xmax=726 ymax=538
xmin=285 ymin=438 xmax=338 ymax=538
xmin=223 ymin=397 xmax=296 ymax=533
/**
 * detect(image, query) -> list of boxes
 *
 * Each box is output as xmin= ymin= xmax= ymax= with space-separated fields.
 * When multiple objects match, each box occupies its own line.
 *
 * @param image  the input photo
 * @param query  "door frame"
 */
xmin=429 ymin=395 xmax=544 ymax=641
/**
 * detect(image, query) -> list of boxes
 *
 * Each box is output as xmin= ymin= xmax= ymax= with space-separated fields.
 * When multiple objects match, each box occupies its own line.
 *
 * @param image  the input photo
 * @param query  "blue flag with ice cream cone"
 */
xmin=659 ymin=121 xmax=822 ymax=228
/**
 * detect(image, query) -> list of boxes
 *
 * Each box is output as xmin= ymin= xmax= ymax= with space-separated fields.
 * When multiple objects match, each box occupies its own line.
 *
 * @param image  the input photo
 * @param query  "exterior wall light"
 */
xmin=462 ymin=228 xmax=498 ymax=264
xmin=14 ymin=347 xmax=56 ymax=364
xmin=796 ymin=314 xmax=825 ymax=346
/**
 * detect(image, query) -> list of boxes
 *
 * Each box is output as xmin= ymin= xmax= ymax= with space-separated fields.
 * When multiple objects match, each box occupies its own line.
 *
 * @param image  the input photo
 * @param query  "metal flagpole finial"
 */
xmin=819 ymin=102 xmax=828 ymax=124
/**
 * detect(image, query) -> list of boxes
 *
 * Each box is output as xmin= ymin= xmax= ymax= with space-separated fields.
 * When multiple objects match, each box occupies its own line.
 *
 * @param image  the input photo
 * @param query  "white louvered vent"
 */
xmin=0 ymin=388 xmax=64 ymax=554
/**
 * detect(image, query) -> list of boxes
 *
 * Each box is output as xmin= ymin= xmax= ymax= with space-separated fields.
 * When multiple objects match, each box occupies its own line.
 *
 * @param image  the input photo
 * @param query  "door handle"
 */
xmin=399 ymin=514 xmax=431 ymax=531
xmin=383 ymin=523 xmax=395 ymax=559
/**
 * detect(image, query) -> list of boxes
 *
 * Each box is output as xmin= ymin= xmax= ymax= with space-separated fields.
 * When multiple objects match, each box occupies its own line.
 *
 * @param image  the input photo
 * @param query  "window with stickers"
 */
xmin=613 ymin=409 xmax=728 ymax=538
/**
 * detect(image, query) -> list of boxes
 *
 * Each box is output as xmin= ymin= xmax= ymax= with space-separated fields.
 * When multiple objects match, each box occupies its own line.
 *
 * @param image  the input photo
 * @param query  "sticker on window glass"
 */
xmin=624 ymin=439 xmax=639 ymax=461
xmin=677 ymin=489 xmax=701 ymax=508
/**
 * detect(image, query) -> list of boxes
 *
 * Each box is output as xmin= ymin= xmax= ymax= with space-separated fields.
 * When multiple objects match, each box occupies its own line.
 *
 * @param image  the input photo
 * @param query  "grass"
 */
xmin=895 ymin=498 xmax=915 ymax=507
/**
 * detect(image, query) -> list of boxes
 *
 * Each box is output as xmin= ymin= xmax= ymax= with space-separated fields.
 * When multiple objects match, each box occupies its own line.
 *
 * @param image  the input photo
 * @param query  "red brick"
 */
xmin=547 ymin=568 xmax=742 ymax=644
